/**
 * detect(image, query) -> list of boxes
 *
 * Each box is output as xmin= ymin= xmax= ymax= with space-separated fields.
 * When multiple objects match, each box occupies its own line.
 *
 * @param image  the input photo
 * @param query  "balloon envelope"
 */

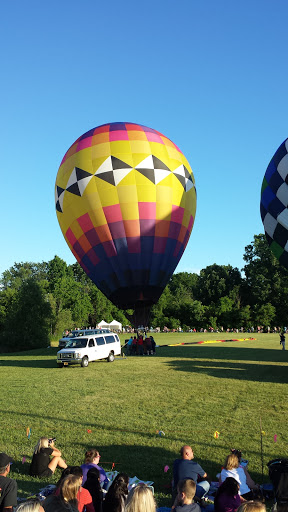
xmin=261 ymin=137 xmax=288 ymax=268
xmin=55 ymin=122 xmax=196 ymax=319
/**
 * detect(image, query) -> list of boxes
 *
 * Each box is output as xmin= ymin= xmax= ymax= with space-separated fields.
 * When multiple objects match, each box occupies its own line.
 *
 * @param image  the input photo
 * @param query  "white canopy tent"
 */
xmin=97 ymin=319 xmax=122 ymax=331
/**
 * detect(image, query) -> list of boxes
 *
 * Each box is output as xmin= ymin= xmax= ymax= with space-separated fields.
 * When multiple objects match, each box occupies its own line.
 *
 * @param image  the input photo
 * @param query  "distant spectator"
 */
xmin=280 ymin=332 xmax=286 ymax=351
xmin=30 ymin=437 xmax=67 ymax=478
xmin=125 ymin=483 xmax=156 ymax=512
xmin=0 ymin=452 xmax=17 ymax=512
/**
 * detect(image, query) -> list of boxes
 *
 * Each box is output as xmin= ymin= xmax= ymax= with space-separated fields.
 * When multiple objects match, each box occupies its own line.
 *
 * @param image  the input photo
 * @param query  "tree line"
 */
xmin=1 ymin=234 xmax=288 ymax=351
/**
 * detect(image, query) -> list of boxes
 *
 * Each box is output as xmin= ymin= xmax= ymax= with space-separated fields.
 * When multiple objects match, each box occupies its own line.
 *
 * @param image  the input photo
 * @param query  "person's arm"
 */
xmin=49 ymin=442 xmax=62 ymax=457
xmin=244 ymin=468 xmax=258 ymax=489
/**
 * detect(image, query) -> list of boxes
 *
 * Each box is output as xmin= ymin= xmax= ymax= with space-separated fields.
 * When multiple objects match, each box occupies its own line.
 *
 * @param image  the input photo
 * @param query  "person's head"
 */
xmin=70 ymin=466 xmax=83 ymax=482
xmin=16 ymin=499 xmax=44 ymax=512
xmin=218 ymin=477 xmax=239 ymax=496
xmin=0 ymin=452 xmax=13 ymax=476
xmin=107 ymin=473 xmax=129 ymax=499
xmin=59 ymin=474 xmax=80 ymax=503
xmin=224 ymin=453 xmax=239 ymax=470
xmin=86 ymin=467 xmax=101 ymax=482
xmin=85 ymin=448 xmax=101 ymax=464
xmin=33 ymin=437 xmax=49 ymax=454
xmin=125 ymin=483 xmax=156 ymax=512
xmin=180 ymin=446 xmax=194 ymax=460
xmin=237 ymin=501 xmax=266 ymax=512
xmin=177 ymin=479 xmax=196 ymax=504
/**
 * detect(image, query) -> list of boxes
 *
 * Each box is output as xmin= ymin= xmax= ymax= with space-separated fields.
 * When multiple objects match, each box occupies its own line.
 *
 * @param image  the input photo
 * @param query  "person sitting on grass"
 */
xmin=173 ymin=445 xmax=210 ymax=499
xmin=83 ymin=467 xmax=103 ymax=512
xmin=55 ymin=466 xmax=94 ymax=512
xmin=172 ymin=479 xmax=201 ymax=512
xmin=103 ymin=473 xmax=129 ymax=512
xmin=214 ymin=477 xmax=241 ymax=512
xmin=29 ymin=437 xmax=67 ymax=478
xmin=81 ymin=449 xmax=108 ymax=487
xmin=43 ymin=474 xmax=79 ymax=512
xmin=125 ymin=483 xmax=156 ymax=512
xmin=220 ymin=454 xmax=259 ymax=500
xmin=0 ymin=452 xmax=18 ymax=512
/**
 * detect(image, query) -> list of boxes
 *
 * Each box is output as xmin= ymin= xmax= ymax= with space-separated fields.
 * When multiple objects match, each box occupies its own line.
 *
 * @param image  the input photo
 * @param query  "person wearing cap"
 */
xmin=0 ymin=452 xmax=18 ymax=512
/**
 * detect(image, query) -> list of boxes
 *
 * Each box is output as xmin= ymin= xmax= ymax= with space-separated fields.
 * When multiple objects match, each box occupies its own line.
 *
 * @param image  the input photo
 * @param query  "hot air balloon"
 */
xmin=55 ymin=122 xmax=196 ymax=327
xmin=261 ymin=138 xmax=288 ymax=268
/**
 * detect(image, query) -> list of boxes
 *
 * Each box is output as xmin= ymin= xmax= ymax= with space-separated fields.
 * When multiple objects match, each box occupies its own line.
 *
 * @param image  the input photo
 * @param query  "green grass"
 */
xmin=0 ymin=332 xmax=287 ymax=506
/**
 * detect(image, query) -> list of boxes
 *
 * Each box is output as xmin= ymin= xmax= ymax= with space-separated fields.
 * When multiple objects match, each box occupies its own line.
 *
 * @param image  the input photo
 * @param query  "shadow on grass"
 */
xmin=157 ymin=344 xmax=288 ymax=363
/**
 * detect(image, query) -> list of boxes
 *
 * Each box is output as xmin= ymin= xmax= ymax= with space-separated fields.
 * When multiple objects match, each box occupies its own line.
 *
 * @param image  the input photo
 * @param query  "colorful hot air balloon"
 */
xmin=55 ymin=122 xmax=196 ymax=326
xmin=261 ymin=138 xmax=288 ymax=268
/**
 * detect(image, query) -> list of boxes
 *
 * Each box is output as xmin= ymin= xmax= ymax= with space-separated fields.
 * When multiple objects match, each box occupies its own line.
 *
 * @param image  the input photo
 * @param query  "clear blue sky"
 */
xmin=1 ymin=0 xmax=288 ymax=276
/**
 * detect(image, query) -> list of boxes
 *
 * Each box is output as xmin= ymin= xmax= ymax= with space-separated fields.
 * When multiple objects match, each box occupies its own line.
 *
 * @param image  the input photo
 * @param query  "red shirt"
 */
xmin=55 ymin=486 xmax=94 ymax=512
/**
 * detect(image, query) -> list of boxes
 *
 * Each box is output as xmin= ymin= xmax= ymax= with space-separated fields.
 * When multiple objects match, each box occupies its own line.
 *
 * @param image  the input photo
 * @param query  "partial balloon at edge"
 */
xmin=55 ymin=122 xmax=197 ymax=326
xmin=261 ymin=137 xmax=288 ymax=269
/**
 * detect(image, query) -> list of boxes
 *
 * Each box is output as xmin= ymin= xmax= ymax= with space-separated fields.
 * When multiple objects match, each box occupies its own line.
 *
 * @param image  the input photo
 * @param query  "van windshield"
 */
xmin=65 ymin=339 xmax=88 ymax=349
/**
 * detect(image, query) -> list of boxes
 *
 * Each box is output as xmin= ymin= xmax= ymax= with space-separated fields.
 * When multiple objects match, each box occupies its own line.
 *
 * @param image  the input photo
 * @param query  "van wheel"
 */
xmin=81 ymin=356 xmax=89 ymax=367
xmin=57 ymin=363 xmax=64 ymax=368
xmin=107 ymin=352 xmax=115 ymax=362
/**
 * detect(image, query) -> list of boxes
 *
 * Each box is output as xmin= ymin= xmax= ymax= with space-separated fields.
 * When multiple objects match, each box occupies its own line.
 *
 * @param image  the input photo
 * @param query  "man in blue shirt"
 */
xmin=173 ymin=445 xmax=210 ymax=499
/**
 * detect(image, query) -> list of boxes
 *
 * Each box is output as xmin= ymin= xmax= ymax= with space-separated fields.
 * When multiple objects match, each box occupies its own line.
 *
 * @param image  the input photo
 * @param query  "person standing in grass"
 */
xmin=280 ymin=332 xmax=286 ymax=350
xmin=173 ymin=446 xmax=210 ymax=499
xmin=29 ymin=437 xmax=67 ymax=478
xmin=0 ymin=452 xmax=17 ymax=512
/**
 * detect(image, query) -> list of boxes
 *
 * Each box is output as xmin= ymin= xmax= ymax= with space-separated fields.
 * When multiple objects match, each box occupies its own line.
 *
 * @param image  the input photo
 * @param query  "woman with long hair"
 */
xmin=125 ymin=484 xmax=156 ymax=512
xmin=81 ymin=449 xmax=108 ymax=486
xmin=83 ymin=467 xmax=103 ymax=512
xmin=43 ymin=474 xmax=80 ymax=512
xmin=214 ymin=477 xmax=241 ymax=512
xmin=55 ymin=466 xmax=94 ymax=512
xmin=220 ymin=454 xmax=259 ymax=499
xmin=103 ymin=473 xmax=129 ymax=512
xmin=29 ymin=437 xmax=67 ymax=478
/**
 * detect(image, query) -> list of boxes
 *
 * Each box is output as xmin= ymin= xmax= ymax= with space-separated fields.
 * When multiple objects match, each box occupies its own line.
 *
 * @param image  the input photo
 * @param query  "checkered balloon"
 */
xmin=55 ymin=122 xmax=196 ymax=313
xmin=261 ymin=138 xmax=288 ymax=268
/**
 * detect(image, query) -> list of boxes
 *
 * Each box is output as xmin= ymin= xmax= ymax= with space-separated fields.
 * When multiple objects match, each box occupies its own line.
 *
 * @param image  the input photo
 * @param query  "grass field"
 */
xmin=1 ymin=332 xmax=288 ymax=506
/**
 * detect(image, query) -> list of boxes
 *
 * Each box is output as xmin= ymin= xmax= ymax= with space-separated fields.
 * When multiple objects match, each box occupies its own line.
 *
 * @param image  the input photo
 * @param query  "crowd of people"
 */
xmin=125 ymin=335 xmax=156 ymax=356
xmin=0 ymin=441 xmax=281 ymax=512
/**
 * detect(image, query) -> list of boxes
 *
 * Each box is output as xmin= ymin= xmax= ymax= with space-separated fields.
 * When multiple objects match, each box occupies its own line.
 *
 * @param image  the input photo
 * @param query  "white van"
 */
xmin=56 ymin=332 xmax=121 ymax=367
xmin=58 ymin=328 xmax=111 ymax=348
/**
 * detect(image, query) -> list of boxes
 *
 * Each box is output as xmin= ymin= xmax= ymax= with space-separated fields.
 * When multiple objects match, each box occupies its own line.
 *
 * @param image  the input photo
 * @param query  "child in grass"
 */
xmin=172 ymin=479 xmax=201 ymax=512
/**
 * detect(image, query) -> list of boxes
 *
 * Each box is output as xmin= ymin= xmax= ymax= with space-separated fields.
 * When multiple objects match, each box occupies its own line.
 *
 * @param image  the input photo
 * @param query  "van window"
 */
xmin=88 ymin=339 xmax=95 ymax=347
xmin=66 ymin=339 xmax=88 ymax=349
xmin=96 ymin=336 xmax=105 ymax=346
xmin=105 ymin=335 xmax=115 ymax=344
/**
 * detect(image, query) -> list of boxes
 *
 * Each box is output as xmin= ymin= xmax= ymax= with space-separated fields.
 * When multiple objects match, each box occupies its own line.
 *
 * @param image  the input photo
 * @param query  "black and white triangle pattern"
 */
xmin=55 ymin=157 xmax=195 ymax=213
xmin=95 ymin=156 xmax=133 ymax=186
xmin=173 ymin=164 xmax=195 ymax=192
